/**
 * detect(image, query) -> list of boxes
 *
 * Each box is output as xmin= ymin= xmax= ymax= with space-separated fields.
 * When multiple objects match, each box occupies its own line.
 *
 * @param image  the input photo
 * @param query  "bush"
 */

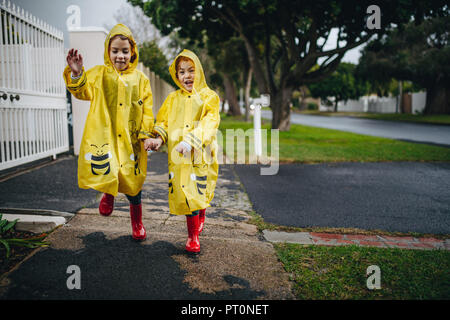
xmin=307 ymin=102 xmax=318 ymax=110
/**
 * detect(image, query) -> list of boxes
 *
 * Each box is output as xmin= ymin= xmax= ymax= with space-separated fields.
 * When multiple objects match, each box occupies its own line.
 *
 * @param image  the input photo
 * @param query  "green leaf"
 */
xmin=3 ymin=219 xmax=18 ymax=233
xmin=0 ymin=239 xmax=11 ymax=259
xmin=0 ymin=219 xmax=7 ymax=229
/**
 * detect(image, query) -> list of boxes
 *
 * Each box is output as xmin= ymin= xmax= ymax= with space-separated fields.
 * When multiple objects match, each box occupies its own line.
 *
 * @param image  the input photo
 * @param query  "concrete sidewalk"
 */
xmin=0 ymin=152 xmax=294 ymax=299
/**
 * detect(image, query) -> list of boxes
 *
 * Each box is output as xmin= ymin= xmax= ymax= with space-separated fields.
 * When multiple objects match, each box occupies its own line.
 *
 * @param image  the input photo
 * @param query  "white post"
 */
xmin=250 ymin=94 xmax=270 ymax=163
xmin=253 ymin=103 xmax=262 ymax=159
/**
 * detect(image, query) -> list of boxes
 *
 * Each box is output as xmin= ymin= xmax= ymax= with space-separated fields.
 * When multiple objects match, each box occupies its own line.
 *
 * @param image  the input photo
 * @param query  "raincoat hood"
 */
xmin=104 ymin=23 xmax=138 ymax=74
xmin=169 ymin=49 xmax=208 ymax=94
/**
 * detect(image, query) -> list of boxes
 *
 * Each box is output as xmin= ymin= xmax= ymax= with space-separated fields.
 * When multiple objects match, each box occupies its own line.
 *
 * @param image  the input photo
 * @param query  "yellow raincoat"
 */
xmin=63 ymin=24 xmax=154 ymax=197
xmin=153 ymin=49 xmax=220 ymax=215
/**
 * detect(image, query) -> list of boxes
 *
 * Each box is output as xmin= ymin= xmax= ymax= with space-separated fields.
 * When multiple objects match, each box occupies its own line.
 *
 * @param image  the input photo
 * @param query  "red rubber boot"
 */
xmin=99 ymin=193 xmax=114 ymax=216
xmin=198 ymin=209 xmax=206 ymax=234
xmin=130 ymin=203 xmax=146 ymax=241
xmin=185 ymin=214 xmax=201 ymax=253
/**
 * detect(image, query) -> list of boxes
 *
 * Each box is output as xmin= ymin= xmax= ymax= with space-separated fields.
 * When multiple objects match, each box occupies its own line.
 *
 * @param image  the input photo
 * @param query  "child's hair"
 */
xmin=109 ymin=34 xmax=137 ymax=63
xmin=175 ymin=56 xmax=194 ymax=76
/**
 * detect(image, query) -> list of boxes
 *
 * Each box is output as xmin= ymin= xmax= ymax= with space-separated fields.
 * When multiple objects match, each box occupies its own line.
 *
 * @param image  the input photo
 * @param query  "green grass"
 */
xmin=298 ymin=110 xmax=450 ymax=125
xmin=218 ymin=114 xmax=450 ymax=163
xmin=275 ymin=243 xmax=450 ymax=299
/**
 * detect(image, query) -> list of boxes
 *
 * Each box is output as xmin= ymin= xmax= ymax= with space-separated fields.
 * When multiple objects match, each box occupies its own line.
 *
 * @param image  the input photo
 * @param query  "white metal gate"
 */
xmin=0 ymin=0 xmax=68 ymax=171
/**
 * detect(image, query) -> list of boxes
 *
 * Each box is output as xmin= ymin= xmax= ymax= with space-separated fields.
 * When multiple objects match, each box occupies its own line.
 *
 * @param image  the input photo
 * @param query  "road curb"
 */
xmin=0 ymin=208 xmax=74 ymax=233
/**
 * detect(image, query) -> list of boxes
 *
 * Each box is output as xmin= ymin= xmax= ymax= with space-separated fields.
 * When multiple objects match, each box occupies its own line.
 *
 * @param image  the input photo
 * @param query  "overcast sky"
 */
xmin=10 ymin=0 xmax=363 ymax=63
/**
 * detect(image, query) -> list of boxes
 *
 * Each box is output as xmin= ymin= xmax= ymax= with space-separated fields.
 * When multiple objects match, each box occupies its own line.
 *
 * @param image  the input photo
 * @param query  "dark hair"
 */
xmin=175 ymin=56 xmax=194 ymax=76
xmin=109 ymin=34 xmax=137 ymax=63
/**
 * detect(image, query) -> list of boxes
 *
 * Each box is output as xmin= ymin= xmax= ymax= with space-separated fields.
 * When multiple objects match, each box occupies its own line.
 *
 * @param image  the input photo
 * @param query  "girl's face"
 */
xmin=109 ymin=37 xmax=132 ymax=71
xmin=177 ymin=59 xmax=195 ymax=92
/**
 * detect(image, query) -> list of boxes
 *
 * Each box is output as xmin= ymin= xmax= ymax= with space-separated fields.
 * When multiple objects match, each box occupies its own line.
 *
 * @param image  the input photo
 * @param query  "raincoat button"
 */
xmin=120 ymin=103 xmax=123 ymax=106
xmin=118 ymin=134 xmax=122 ymax=137
xmin=182 ymin=185 xmax=184 ymax=188
xmin=186 ymin=125 xmax=189 ymax=128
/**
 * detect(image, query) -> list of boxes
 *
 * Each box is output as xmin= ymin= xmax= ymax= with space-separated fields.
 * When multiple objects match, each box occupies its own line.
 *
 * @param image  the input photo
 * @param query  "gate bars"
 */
xmin=0 ymin=0 xmax=68 ymax=171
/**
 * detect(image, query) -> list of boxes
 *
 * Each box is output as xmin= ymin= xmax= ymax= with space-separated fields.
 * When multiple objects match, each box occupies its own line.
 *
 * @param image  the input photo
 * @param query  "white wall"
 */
xmin=412 ymin=91 xmax=426 ymax=114
xmin=68 ymin=28 xmax=108 ymax=155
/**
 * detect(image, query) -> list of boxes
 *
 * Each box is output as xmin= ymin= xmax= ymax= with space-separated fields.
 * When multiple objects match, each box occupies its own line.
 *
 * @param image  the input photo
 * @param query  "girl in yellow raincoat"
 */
xmin=63 ymin=24 xmax=154 ymax=241
xmin=146 ymin=49 xmax=220 ymax=253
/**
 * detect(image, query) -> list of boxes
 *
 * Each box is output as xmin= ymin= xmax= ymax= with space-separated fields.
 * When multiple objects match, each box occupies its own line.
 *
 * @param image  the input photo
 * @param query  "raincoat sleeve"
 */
xmin=63 ymin=66 xmax=94 ymax=101
xmin=152 ymin=93 xmax=172 ymax=144
xmin=138 ymin=76 xmax=155 ymax=140
xmin=184 ymin=92 xmax=220 ymax=151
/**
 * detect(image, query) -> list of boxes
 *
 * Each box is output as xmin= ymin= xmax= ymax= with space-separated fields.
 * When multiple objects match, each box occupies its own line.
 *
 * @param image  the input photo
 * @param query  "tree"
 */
xmin=209 ymin=37 xmax=249 ymax=116
xmin=107 ymin=2 xmax=168 ymax=49
xmin=357 ymin=15 xmax=450 ymax=114
xmin=309 ymin=63 xmax=370 ymax=112
xmin=129 ymin=0 xmax=448 ymax=130
xmin=138 ymin=41 xmax=172 ymax=84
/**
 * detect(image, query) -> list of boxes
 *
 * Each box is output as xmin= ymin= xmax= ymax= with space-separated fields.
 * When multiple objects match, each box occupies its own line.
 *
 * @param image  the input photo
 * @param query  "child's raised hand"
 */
xmin=66 ymin=48 xmax=83 ymax=77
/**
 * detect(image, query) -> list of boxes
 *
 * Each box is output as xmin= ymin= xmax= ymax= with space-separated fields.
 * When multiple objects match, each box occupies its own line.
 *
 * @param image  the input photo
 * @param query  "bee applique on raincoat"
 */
xmin=63 ymin=24 xmax=154 ymax=197
xmin=153 ymin=49 xmax=220 ymax=215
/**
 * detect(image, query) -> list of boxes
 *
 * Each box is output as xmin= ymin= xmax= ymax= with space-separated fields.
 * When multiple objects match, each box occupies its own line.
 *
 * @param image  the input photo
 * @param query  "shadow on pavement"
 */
xmin=2 ymin=232 xmax=265 ymax=300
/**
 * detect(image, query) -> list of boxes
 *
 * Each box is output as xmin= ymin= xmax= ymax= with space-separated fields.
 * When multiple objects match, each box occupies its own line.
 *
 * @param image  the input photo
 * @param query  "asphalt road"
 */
xmin=261 ymin=110 xmax=450 ymax=147
xmin=233 ymin=162 xmax=450 ymax=234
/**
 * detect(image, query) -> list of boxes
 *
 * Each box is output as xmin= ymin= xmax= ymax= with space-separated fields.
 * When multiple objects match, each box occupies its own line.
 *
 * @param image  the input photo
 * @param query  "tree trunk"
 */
xmin=334 ymin=98 xmax=339 ymax=112
xmin=299 ymin=86 xmax=308 ymax=110
xmin=223 ymin=73 xmax=241 ymax=116
xmin=244 ymin=66 xmax=253 ymax=122
xmin=397 ymin=80 xmax=403 ymax=114
xmin=271 ymin=86 xmax=293 ymax=131
xmin=242 ymin=36 xmax=268 ymax=94
xmin=423 ymin=79 xmax=450 ymax=114
xmin=221 ymin=97 xmax=226 ymax=113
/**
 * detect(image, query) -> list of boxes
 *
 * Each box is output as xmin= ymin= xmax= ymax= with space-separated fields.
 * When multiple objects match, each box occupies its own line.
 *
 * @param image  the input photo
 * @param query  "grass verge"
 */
xmin=218 ymin=114 xmax=450 ymax=163
xmin=275 ymin=242 xmax=450 ymax=299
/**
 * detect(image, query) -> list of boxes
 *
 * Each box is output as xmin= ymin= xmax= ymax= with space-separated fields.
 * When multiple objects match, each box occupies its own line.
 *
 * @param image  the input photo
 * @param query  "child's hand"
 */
xmin=144 ymin=137 xmax=163 ymax=151
xmin=66 ymin=48 xmax=84 ymax=77
xmin=175 ymin=141 xmax=192 ymax=156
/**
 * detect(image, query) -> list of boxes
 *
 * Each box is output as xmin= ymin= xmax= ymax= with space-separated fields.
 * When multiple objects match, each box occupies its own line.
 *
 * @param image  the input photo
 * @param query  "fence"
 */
xmin=0 ymin=0 xmax=68 ymax=171
xmin=137 ymin=62 xmax=174 ymax=116
xmin=320 ymin=92 xmax=427 ymax=114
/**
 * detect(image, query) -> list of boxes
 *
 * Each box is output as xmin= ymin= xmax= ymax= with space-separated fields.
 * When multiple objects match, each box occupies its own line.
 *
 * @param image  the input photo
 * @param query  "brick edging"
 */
xmin=309 ymin=232 xmax=450 ymax=250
